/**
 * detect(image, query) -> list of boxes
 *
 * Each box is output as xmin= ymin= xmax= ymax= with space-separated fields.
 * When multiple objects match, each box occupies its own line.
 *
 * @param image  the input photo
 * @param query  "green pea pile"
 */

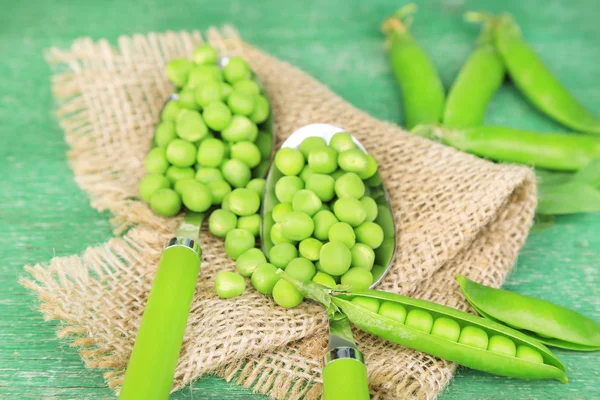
xmin=138 ymin=44 xmax=272 ymax=217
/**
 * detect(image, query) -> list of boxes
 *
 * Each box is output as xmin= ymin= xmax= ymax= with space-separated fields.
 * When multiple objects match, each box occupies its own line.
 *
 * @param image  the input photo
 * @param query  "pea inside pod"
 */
xmin=456 ymin=274 xmax=600 ymax=351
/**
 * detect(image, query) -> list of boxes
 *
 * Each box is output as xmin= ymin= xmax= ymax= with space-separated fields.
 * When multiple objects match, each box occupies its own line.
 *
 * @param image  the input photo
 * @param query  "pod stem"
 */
xmin=381 ymin=3 xmax=417 ymax=37
xmin=410 ymin=124 xmax=445 ymax=142
xmin=465 ymin=11 xmax=498 ymax=45
xmin=276 ymin=269 xmax=341 ymax=315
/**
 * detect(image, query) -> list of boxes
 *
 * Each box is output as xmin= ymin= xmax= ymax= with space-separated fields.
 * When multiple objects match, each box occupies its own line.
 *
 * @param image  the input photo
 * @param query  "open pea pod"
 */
xmin=456 ymin=275 xmax=600 ymax=351
xmin=332 ymin=290 xmax=568 ymax=383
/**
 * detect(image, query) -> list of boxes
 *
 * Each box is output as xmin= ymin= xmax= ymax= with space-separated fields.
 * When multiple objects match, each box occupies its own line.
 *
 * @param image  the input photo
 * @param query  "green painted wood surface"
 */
xmin=1 ymin=0 xmax=599 ymax=398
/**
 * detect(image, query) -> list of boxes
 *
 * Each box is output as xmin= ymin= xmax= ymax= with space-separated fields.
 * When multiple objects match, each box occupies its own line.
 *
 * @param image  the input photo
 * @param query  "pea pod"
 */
xmin=456 ymin=274 xmax=600 ymax=351
xmin=495 ymin=13 xmax=600 ymax=135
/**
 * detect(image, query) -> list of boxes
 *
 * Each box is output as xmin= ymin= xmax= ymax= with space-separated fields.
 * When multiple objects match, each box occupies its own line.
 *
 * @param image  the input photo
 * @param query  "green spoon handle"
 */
xmin=322 ymin=357 xmax=370 ymax=400
xmin=119 ymin=241 xmax=201 ymax=400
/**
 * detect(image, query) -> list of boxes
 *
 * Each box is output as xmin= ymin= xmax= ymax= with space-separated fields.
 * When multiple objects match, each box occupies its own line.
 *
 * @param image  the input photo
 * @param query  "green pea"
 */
xmin=271 ymin=223 xmax=293 ymax=245
xmin=224 ymin=229 xmax=255 ymax=260
xmin=333 ymin=198 xmax=367 ymax=227
xmin=308 ymin=147 xmax=338 ymax=174
xmin=354 ymin=221 xmax=384 ymax=249
xmin=150 ymin=188 xmax=182 ymax=217
xmin=208 ymin=209 xmax=237 ymax=237
xmin=272 ymin=203 xmax=293 ymax=223
xmin=154 ymin=121 xmax=177 ymax=147
xmin=166 ymin=139 xmax=196 ymax=167
xmin=144 ymin=147 xmax=169 ymax=174
xmin=181 ymin=182 xmax=212 ymax=212
xmin=298 ymin=238 xmax=323 ymax=261
xmin=166 ymin=58 xmax=192 ymax=87
xmin=335 ymin=172 xmax=365 ymax=199
xmin=196 ymin=137 xmax=224 ymax=167
xmin=329 ymin=132 xmax=356 ymax=153
xmin=227 ymin=188 xmax=260 ymax=216
xmin=488 ymin=335 xmax=517 ymax=357
xmin=272 ymin=279 xmax=304 ymax=308
xmin=286 ymin=257 xmax=316 ymax=281
xmin=358 ymin=155 xmax=378 ymax=180
xmin=351 ymin=297 xmax=380 ymax=314
xmin=328 ymin=222 xmax=356 ymax=248
xmin=202 ymin=100 xmax=232 ymax=131
xmin=275 ymin=176 xmax=304 ymax=203
xmin=341 ymin=267 xmax=373 ymax=290
xmin=360 ymin=196 xmax=379 ymax=222
xmin=275 ymin=148 xmax=305 ymax=176
xmin=299 ymin=136 xmax=327 ymax=158
xmin=338 ymin=149 xmax=369 ymax=174
xmin=195 ymin=167 xmax=223 ymax=184
xmin=228 ymin=89 xmax=255 ymax=116
xmin=236 ymin=248 xmax=267 ymax=277
xmin=268 ymin=242 xmax=298 ymax=269
xmin=306 ymin=173 xmax=335 ymax=202
xmin=161 ymin=101 xmax=183 ymax=123
xmin=166 ymin=166 xmax=195 ymax=184
xmin=312 ymin=210 xmax=339 ymax=241
xmin=214 ymin=271 xmax=246 ymax=299
xmin=251 ymin=263 xmax=280 ymax=295
xmin=237 ymin=214 xmax=261 ymax=237
xmin=207 ymin=179 xmax=232 ymax=205
xmin=431 ymin=317 xmax=461 ymax=342
xmin=458 ymin=326 xmax=489 ymax=350
xmin=233 ymin=79 xmax=261 ymax=96
xmin=378 ymin=301 xmax=407 ymax=323
xmin=174 ymin=177 xmax=199 ymax=195
xmin=250 ymin=95 xmax=270 ymax=124
xmin=245 ymin=178 xmax=266 ymax=197
xmin=221 ymin=115 xmax=258 ymax=143
xmin=195 ymin=80 xmax=222 ymax=108
xmin=281 ymin=211 xmax=314 ymax=241
xmin=224 ymin=56 xmax=252 ymax=83
xmin=312 ymin=272 xmax=336 ymax=288
xmin=177 ymin=88 xmax=198 ymax=109
xmin=299 ymin=165 xmax=313 ymax=182
xmin=139 ymin=173 xmax=171 ymax=203
xmin=292 ymin=189 xmax=322 ymax=217
xmin=187 ymin=65 xmax=223 ymax=87
xmin=405 ymin=309 xmax=434 ymax=333
xmin=231 ymin=141 xmax=262 ymax=168
xmin=221 ymin=192 xmax=232 ymax=211
xmin=516 ymin=345 xmax=544 ymax=364
xmin=366 ymin=173 xmax=383 ymax=187
xmin=319 ymin=241 xmax=352 ymax=276
xmin=330 ymin=168 xmax=345 ymax=181
xmin=192 ymin=44 xmax=218 ymax=65
xmin=221 ymin=159 xmax=251 ymax=188
xmin=255 ymin=131 xmax=273 ymax=160
xmin=176 ymin=109 xmax=208 ymax=142
xmin=350 ymin=243 xmax=375 ymax=270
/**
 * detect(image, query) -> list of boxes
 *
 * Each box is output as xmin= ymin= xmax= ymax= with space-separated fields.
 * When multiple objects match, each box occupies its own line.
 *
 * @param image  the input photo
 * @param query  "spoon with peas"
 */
xmin=260 ymin=123 xmax=397 ymax=400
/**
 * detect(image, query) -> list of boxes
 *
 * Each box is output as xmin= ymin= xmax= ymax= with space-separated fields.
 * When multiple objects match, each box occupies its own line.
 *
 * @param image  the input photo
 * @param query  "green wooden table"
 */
xmin=1 ymin=0 xmax=598 ymax=398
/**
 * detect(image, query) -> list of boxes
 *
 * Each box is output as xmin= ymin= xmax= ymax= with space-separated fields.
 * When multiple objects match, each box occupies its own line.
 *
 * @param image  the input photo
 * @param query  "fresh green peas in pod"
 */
xmin=291 ymin=190 xmax=322 ymax=217
xmin=223 ymin=56 xmax=252 ymax=83
xmin=221 ymin=115 xmax=258 ymax=143
xmin=312 ymin=210 xmax=339 ymax=241
xmin=270 ymin=223 xmax=293 ymax=245
xmin=272 ymin=279 xmax=304 ymax=308
xmin=197 ymin=138 xmax=226 ymax=168
xmin=306 ymin=173 xmax=335 ymax=202
xmin=299 ymin=136 xmax=327 ymax=158
xmin=350 ymin=243 xmax=375 ymax=270
xmin=285 ymin=257 xmax=317 ymax=282
xmin=308 ymin=147 xmax=338 ymax=174
xmin=281 ymin=211 xmax=314 ymax=241
xmin=221 ymin=159 xmax=252 ymax=188
xmin=298 ymin=238 xmax=323 ymax=261
xmin=195 ymin=167 xmax=223 ymax=184
xmin=195 ymin=81 xmax=223 ymax=108
xmin=458 ymin=326 xmax=489 ymax=349
xmin=268 ymin=242 xmax=298 ymax=269
xmin=144 ymin=147 xmax=170 ymax=174
xmin=272 ymin=203 xmax=293 ymax=223
xmin=228 ymin=89 xmax=256 ymax=116
xmin=202 ymin=101 xmax=232 ymax=131
xmin=154 ymin=121 xmax=177 ymax=147
xmin=319 ymin=241 xmax=352 ymax=276
xmin=351 ymin=297 xmax=381 ymax=314
xmin=431 ymin=317 xmax=461 ymax=342
xmin=224 ymin=229 xmax=256 ymax=260
xmin=139 ymin=173 xmax=171 ymax=203
xmin=231 ymin=141 xmax=262 ymax=168
xmin=516 ymin=345 xmax=544 ymax=364
xmin=233 ymin=79 xmax=261 ymax=96
xmin=192 ymin=44 xmax=218 ymax=65
xmin=245 ymin=178 xmax=266 ymax=196
xmin=338 ymin=149 xmax=369 ymax=174
xmin=177 ymin=88 xmax=198 ymax=109
xmin=236 ymin=248 xmax=267 ymax=277
xmin=300 ymin=165 xmax=313 ymax=182
xmin=208 ymin=209 xmax=238 ymax=237
xmin=341 ymin=267 xmax=372 ymax=290
xmin=335 ymin=172 xmax=365 ymax=199
xmin=360 ymin=196 xmax=379 ymax=222
xmin=488 ymin=335 xmax=517 ymax=357
xmin=275 ymin=148 xmax=305 ymax=176
xmin=176 ymin=109 xmax=209 ymax=142
xmin=274 ymin=176 xmax=304 ymax=203
xmin=329 ymin=132 xmax=356 ymax=153
xmin=358 ymin=155 xmax=378 ymax=180
xmin=187 ymin=64 xmax=223 ymax=88
xmin=166 ymin=58 xmax=192 ymax=87
xmin=166 ymin=166 xmax=195 ymax=184
xmin=161 ymin=101 xmax=182 ymax=123
xmin=237 ymin=214 xmax=261 ymax=237
xmin=405 ymin=309 xmax=434 ymax=333
xmin=354 ymin=221 xmax=384 ymax=249
xmin=249 ymin=95 xmax=270 ymax=124
xmin=150 ymin=187 xmax=182 ymax=217
xmin=166 ymin=139 xmax=197 ymax=167
xmin=174 ymin=177 xmax=200 ymax=195
xmin=333 ymin=197 xmax=367 ymax=227
xmin=251 ymin=263 xmax=281 ymax=295
xmin=181 ymin=182 xmax=213 ymax=212
xmin=378 ymin=301 xmax=407 ymax=323
xmin=255 ymin=131 xmax=273 ymax=160
xmin=207 ymin=179 xmax=232 ymax=205
xmin=214 ymin=271 xmax=246 ymax=299
xmin=328 ymin=222 xmax=356 ymax=248
xmin=312 ymin=271 xmax=337 ymax=288
xmin=227 ymin=188 xmax=260 ymax=216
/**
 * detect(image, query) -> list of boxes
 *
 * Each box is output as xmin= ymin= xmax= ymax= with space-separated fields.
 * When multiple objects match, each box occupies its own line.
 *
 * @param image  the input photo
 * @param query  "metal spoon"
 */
xmin=119 ymin=56 xmax=274 ymax=400
xmin=260 ymin=123 xmax=396 ymax=400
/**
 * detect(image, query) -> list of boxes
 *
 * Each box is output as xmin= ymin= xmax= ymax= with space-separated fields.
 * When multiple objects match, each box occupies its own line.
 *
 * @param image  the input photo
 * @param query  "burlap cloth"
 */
xmin=21 ymin=27 xmax=537 ymax=399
